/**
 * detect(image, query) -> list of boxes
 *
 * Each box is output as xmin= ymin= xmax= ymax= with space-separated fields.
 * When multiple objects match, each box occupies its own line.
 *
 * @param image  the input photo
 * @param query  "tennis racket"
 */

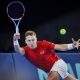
xmin=7 ymin=1 xmax=25 ymax=34
xmin=6 ymin=1 xmax=25 ymax=79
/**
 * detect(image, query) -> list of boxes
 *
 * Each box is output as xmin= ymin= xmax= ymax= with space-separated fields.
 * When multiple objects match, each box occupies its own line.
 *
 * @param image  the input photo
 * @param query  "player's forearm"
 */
xmin=13 ymin=40 xmax=25 ymax=55
xmin=60 ymin=43 xmax=75 ymax=51
xmin=13 ymin=40 xmax=21 ymax=53
xmin=13 ymin=33 xmax=25 ymax=54
xmin=55 ymin=43 xmax=75 ymax=51
xmin=67 ymin=43 xmax=75 ymax=50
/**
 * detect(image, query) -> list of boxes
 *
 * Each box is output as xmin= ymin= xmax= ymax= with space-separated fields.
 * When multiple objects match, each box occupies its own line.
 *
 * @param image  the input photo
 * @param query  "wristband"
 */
xmin=13 ymin=40 xmax=19 ymax=45
xmin=68 ymin=44 xmax=75 ymax=50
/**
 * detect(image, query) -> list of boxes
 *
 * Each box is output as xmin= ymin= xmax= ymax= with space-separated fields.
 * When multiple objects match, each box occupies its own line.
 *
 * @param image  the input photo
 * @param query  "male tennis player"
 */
xmin=13 ymin=30 xmax=79 ymax=80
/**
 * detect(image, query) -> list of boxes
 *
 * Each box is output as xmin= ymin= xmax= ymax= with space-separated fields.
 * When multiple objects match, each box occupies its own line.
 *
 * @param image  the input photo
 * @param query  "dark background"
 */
xmin=0 ymin=0 xmax=80 ymax=52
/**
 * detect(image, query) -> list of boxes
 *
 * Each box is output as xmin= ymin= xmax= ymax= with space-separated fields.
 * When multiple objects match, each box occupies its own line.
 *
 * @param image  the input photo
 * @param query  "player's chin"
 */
xmin=31 ymin=46 xmax=36 ymax=49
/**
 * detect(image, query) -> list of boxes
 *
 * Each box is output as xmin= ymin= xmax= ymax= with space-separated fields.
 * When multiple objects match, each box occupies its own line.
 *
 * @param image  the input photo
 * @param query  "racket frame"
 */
xmin=6 ymin=1 xmax=25 ymax=34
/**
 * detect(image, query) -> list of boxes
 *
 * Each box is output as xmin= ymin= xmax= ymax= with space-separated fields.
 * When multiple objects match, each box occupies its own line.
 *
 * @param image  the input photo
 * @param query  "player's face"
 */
xmin=25 ymin=35 xmax=37 ymax=49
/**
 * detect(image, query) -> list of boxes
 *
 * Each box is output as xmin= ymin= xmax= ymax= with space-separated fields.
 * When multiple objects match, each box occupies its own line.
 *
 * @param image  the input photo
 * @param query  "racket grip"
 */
xmin=16 ymin=26 xmax=19 ymax=33
xmin=16 ymin=27 xmax=20 ymax=39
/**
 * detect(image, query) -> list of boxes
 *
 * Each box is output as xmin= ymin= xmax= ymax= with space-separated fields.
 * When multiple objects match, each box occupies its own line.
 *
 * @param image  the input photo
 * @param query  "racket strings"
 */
xmin=7 ymin=1 xmax=25 ymax=19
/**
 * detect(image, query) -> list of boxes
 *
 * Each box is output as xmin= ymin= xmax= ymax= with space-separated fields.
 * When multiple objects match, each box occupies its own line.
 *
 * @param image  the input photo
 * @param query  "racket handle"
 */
xmin=16 ymin=26 xmax=19 ymax=33
xmin=16 ymin=27 xmax=20 ymax=39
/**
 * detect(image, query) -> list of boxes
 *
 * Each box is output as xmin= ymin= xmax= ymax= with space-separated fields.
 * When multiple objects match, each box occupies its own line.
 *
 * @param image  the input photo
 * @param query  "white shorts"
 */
xmin=50 ymin=59 xmax=69 ymax=79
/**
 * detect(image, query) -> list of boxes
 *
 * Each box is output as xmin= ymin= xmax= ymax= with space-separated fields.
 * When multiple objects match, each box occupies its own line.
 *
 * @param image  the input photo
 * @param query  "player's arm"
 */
xmin=13 ymin=33 xmax=25 ymax=55
xmin=54 ymin=38 xmax=80 ymax=51
xmin=54 ymin=44 xmax=74 ymax=51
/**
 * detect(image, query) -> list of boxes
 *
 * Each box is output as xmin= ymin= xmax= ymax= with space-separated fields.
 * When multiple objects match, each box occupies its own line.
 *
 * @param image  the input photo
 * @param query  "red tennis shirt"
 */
xmin=23 ymin=40 xmax=60 ymax=72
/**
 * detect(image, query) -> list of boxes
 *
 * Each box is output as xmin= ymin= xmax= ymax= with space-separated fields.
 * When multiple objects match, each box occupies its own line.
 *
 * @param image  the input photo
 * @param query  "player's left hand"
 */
xmin=72 ymin=38 xmax=80 ymax=49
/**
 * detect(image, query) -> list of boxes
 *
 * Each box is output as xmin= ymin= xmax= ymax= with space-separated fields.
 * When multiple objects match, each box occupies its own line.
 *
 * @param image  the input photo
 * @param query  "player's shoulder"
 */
xmin=37 ymin=40 xmax=55 ymax=47
xmin=43 ymin=40 xmax=55 ymax=46
xmin=37 ymin=40 xmax=50 ymax=45
xmin=22 ymin=45 xmax=29 ymax=50
xmin=38 ymin=40 xmax=55 ymax=44
xmin=37 ymin=40 xmax=48 ymax=43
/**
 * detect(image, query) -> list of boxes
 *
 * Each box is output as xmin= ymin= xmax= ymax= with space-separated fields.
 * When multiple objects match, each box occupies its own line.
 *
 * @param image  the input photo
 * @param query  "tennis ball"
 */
xmin=60 ymin=28 xmax=66 ymax=35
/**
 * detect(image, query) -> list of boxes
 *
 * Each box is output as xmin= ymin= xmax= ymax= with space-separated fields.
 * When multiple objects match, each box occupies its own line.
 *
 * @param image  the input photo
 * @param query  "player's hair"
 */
xmin=25 ymin=30 xmax=36 ymax=37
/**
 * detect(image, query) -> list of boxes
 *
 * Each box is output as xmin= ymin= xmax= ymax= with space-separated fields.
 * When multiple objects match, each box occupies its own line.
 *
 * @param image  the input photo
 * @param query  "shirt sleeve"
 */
xmin=43 ymin=40 xmax=55 ymax=49
xmin=22 ymin=46 xmax=26 ymax=50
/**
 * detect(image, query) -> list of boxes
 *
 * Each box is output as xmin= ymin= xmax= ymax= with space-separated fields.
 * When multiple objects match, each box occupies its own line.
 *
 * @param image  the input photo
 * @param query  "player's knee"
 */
xmin=47 ymin=75 xmax=59 ymax=80
xmin=64 ymin=74 xmax=78 ymax=80
xmin=47 ymin=71 xmax=60 ymax=80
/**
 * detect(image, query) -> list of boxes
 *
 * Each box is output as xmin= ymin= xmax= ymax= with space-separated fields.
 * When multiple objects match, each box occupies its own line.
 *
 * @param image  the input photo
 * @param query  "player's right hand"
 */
xmin=13 ymin=33 xmax=20 ymax=40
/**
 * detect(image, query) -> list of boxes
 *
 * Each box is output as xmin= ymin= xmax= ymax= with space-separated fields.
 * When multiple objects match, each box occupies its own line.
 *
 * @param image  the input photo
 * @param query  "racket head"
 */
xmin=7 ymin=1 xmax=25 ymax=20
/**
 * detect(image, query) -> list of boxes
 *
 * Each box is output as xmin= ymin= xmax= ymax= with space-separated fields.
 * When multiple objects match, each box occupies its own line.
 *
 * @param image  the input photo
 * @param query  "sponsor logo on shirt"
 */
xmin=40 ymin=51 xmax=45 ymax=55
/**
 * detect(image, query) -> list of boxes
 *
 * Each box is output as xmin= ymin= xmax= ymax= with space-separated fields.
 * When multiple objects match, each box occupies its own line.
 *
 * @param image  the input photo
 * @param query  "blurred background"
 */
xmin=0 ymin=0 xmax=80 ymax=52
xmin=0 ymin=0 xmax=80 ymax=80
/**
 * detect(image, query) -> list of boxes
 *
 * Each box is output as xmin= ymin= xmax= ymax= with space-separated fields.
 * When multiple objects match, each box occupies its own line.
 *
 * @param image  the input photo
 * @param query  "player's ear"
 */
xmin=35 ymin=37 xmax=37 ymax=41
xmin=25 ymin=39 xmax=27 ymax=44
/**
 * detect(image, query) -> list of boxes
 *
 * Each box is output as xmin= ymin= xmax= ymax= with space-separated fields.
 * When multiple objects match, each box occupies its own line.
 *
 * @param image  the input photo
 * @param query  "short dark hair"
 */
xmin=25 ymin=30 xmax=36 ymax=37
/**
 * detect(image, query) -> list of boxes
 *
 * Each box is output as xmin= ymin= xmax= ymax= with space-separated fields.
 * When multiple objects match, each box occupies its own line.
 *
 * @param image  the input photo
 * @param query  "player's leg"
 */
xmin=46 ymin=71 xmax=60 ymax=80
xmin=47 ymin=59 xmax=78 ymax=80
xmin=49 ymin=59 xmax=69 ymax=80
xmin=65 ymin=74 xmax=78 ymax=80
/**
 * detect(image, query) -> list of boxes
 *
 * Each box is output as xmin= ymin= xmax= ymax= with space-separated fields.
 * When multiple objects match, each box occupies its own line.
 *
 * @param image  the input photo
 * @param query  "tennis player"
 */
xmin=13 ymin=30 xmax=79 ymax=80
